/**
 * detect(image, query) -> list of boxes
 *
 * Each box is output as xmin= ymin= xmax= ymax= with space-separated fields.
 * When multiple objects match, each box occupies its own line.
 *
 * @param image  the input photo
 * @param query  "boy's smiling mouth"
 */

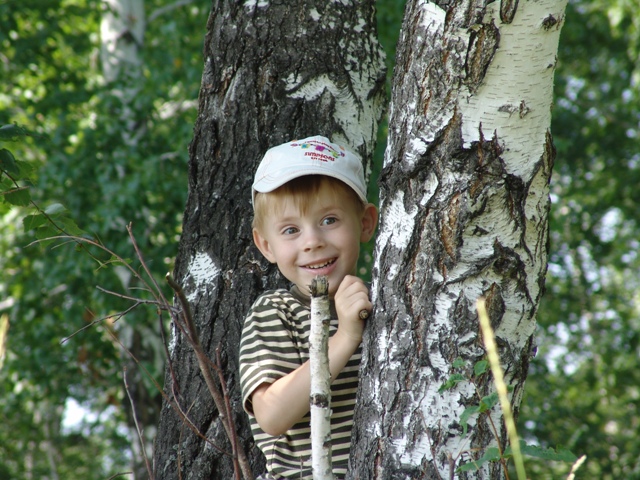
xmin=303 ymin=258 xmax=337 ymax=270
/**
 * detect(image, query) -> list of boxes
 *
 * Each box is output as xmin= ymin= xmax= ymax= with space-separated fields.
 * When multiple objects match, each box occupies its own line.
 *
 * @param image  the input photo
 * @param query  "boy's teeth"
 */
xmin=307 ymin=259 xmax=333 ymax=269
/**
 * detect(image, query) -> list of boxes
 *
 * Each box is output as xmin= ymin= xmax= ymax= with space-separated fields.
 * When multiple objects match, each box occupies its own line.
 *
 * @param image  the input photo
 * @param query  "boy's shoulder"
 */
xmin=251 ymin=288 xmax=309 ymax=311
xmin=252 ymin=288 xmax=292 ymax=304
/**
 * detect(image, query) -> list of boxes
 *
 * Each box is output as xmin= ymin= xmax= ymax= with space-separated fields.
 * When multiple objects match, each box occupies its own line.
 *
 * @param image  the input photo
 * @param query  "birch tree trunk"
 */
xmin=101 ymin=2 xmax=158 ymax=479
xmin=101 ymin=0 xmax=145 ymax=146
xmin=349 ymin=1 xmax=567 ymax=478
xmin=152 ymin=2 xmax=386 ymax=478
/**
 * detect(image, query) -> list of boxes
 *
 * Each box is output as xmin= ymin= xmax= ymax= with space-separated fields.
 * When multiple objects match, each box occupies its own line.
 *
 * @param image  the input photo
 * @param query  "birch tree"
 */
xmin=152 ymin=2 xmax=386 ymax=478
xmin=101 ymin=0 xmax=146 ymax=149
xmin=349 ymin=1 xmax=567 ymax=478
xmin=101 ymin=1 xmax=161 ymax=477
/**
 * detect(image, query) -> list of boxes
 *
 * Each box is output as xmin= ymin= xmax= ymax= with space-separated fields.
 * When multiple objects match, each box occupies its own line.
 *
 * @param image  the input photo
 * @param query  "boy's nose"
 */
xmin=303 ymin=229 xmax=325 ymax=251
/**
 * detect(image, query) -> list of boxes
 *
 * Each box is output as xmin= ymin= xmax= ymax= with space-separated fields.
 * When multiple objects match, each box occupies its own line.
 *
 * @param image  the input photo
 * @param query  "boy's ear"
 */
xmin=360 ymin=203 xmax=379 ymax=243
xmin=253 ymin=228 xmax=277 ymax=264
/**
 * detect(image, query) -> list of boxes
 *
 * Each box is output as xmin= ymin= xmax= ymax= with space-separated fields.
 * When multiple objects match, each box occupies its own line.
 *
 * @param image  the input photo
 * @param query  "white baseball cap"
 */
xmin=252 ymin=135 xmax=367 ymax=206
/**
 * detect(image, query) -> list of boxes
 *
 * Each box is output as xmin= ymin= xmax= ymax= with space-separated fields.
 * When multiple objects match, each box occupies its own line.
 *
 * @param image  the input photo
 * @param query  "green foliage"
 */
xmin=0 ymin=0 xmax=205 ymax=476
xmin=457 ymin=442 xmax=578 ymax=473
xmin=440 ymin=359 xmax=504 ymax=437
xmin=459 ymin=392 xmax=500 ymax=436
xmin=0 ymin=124 xmax=37 ymax=210
xmin=517 ymin=443 xmax=577 ymax=463
xmin=438 ymin=372 xmax=466 ymax=392
xmin=458 ymin=447 xmax=502 ymax=473
xmin=520 ymin=0 xmax=640 ymax=478
xmin=1 ymin=126 xmax=86 ymax=248
xmin=441 ymin=358 xmax=577 ymax=474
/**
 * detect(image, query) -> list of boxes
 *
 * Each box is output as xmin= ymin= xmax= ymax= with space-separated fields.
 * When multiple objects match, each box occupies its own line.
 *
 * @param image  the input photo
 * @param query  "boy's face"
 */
xmin=253 ymin=183 xmax=377 ymax=297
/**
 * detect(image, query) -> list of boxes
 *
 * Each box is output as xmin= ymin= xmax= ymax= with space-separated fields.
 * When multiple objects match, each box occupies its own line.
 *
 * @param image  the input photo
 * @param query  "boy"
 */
xmin=239 ymin=135 xmax=378 ymax=479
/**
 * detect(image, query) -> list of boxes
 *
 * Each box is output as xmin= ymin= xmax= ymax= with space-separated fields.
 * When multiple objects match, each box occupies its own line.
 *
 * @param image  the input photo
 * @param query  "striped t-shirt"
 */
xmin=239 ymin=287 xmax=361 ymax=479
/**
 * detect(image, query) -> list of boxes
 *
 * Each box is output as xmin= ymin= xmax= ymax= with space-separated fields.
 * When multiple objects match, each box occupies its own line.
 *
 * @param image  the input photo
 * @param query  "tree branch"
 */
xmin=309 ymin=276 xmax=334 ymax=480
xmin=124 ymin=366 xmax=154 ymax=479
xmin=148 ymin=0 xmax=195 ymax=23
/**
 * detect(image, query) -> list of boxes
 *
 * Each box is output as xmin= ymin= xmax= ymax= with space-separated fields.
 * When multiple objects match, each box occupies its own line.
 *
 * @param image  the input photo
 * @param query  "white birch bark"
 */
xmin=100 ymin=0 xmax=145 ymax=147
xmin=309 ymin=276 xmax=334 ymax=480
xmin=101 ymin=0 xmax=145 ymax=84
xmin=349 ymin=1 xmax=568 ymax=478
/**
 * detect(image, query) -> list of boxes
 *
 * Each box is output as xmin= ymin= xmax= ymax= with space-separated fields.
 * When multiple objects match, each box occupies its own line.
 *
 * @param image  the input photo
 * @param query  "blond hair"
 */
xmin=252 ymin=175 xmax=366 ymax=232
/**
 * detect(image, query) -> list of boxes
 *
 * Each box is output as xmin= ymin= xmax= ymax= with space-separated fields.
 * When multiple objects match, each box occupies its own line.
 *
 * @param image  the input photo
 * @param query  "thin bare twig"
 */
xmin=567 ymin=455 xmax=586 ymax=480
xmin=166 ymin=274 xmax=254 ymax=480
xmin=124 ymin=367 xmax=154 ymax=479
xmin=60 ymin=302 xmax=140 ymax=345
xmin=106 ymin=472 xmax=133 ymax=479
xmin=95 ymin=286 xmax=164 ymax=305
xmin=126 ymin=223 xmax=171 ymax=309
xmin=216 ymin=347 xmax=242 ymax=480
xmin=107 ymin=328 xmax=233 ymax=457
xmin=27 ymin=234 xmax=160 ymax=306
xmin=49 ymin=226 xmax=184 ymax=410
xmin=148 ymin=0 xmax=194 ymax=22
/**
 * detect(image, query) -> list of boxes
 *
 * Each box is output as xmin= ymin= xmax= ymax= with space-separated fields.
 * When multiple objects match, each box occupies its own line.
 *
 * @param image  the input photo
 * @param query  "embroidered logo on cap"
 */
xmin=291 ymin=139 xmax=346 ymax=162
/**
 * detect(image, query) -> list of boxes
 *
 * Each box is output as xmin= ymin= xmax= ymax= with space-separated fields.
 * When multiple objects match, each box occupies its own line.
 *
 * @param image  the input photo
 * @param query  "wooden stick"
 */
xmin=309 ymin=276 xmax=334 ymax=480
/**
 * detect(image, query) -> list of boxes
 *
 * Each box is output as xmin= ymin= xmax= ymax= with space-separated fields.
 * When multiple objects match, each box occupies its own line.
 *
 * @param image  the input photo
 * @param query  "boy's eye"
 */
xmin=282 ymin=227 xmax=299 ymax=235
xmin=322 ymin=216 xmax=338 ymax=226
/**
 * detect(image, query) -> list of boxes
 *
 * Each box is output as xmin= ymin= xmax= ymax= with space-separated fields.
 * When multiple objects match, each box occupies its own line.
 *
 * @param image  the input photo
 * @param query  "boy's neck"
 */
xmin=290 ymin=284 xmax=311 ymax=304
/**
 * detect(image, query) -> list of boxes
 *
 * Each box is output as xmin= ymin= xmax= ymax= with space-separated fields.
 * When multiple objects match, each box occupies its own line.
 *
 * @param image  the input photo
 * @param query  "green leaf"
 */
xmin=3 ymin=187 xmax=31 ymax=206
xmin=519 ymin=443 xmax=578 ymax=463
xmin=23 ymin=214 xmax=48 ymax=231
xmin=452 ymin=358 xmax=466 ymax=369
xmin=16 ymin=159 xmax=35 ymax=178
xmin=460 ymin=404 xmax=481 ymax=436
xmin=478 ymin=392 xmax=499 ymax=412
xmin=457 ymin=447 xmax=502 ymax=472
xmin=459 ymin=392 xmax=500 ymax=436
xmin=58 ymin=216 xmax=85 ymax=237
xmin=474 ymin=360 xmax=489 ymax=376
xmin=0 ymin=124 xmax=28 ymax=142
xmin=45 ymin=203 xmax=67 ymax=216
xmin=439 ymin=373 xmax=466 ymax=392
xmin=34 ymin=224 xmax=63 ymax=248
xmin=0 ymin=149 xmax=19 ymax=175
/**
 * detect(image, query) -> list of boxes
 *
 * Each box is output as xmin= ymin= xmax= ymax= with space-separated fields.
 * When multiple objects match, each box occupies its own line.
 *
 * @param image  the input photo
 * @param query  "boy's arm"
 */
xmin=252 ymin=275 xmax=370 ymax=436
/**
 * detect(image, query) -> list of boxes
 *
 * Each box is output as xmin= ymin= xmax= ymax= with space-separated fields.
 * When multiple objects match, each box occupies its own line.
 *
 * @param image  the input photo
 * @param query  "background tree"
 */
xmin=152 ymin=1 xmax=386 ymax=478
xmin=348 ymin=1 xmax=567 ymax=478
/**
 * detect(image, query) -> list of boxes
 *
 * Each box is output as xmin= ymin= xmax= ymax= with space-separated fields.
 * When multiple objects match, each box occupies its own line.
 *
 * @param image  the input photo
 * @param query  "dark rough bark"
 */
xmin=153 ymin=1 xmax=385 ymax=479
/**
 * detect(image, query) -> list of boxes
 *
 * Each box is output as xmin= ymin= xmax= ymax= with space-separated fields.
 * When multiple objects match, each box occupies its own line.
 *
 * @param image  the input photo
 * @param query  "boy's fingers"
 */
xmin=341 ymin=276 xmax=369 ymax=296
xmin=336 ymin=275 xmax=371 ymax=325
xmin=338 ymin=274 xmax=362 ymax=292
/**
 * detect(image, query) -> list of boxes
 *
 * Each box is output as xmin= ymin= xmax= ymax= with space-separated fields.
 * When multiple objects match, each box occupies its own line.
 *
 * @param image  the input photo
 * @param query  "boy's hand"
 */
xmin=334 ymin=275 xmax=371 ymax=343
